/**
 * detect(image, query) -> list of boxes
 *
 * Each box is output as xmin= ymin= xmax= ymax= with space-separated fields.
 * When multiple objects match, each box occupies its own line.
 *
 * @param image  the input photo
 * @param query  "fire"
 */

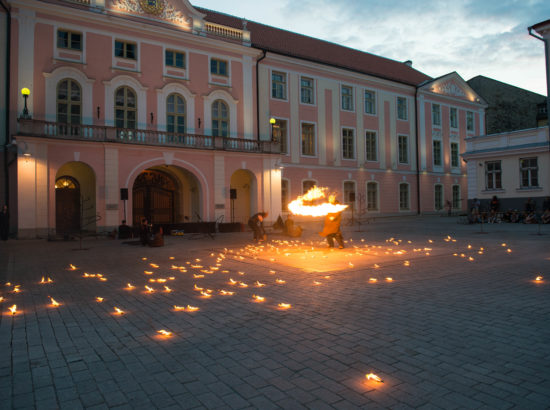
xmin=95 ymin=297 xmax=104 ymax=302
xmin=193 ymin=284 xmax=203 ymax=291
xmin=369 ymin=278 xmax=377 ymax=283
xmin=40 ymin=277 xmax=53 ymax=284
xmin=278 ymin=303 xmax=291 ymax=309
xmin=288 ymin=186 xmax=348 ymax=216
xmin=313 ymin=281 xmax=322 ymax=285
xmin=229 ymin=278 xmax=237 ymax=285
xmin=144 ymin=270 xmax=153 ymax=275
xmin=186 ymin=305 xmax=199 ymax=312
xmin=145 ymin=286 xmax=155 ymax=293
xmin=193 ymin=274 xmax=204 ymax=279
xmin=150 ymin=263 xmax=159 ymax=268
xmin=366 ymin=373 xmax=383 ymax=383
xmin=49 ymin=297 xmax=61 ymax=307
xmin=126 ymin=283 xmax=135 ymax=290
xmin=68 ymin=264 xmax=77 ymax=270
xmin=157 ymin=329 xmax=172 ymax=337
xmin=8 ymin=304 xmax=17 ymax=315
xmin=163 ymin=286 xmax=172 ymax=293
xmin=174 ymin=305 xmax=186 ymax=311
xmin=13 ymin=286 xmax=21 ymax=293
xmin=535 ymin=276 xmax=543 ymax=281
xmin=255 ymin=281 xmax=266 ymax=287
xmin=385 ymin=277 xmax=393 ymax=282
xmin=276 ymin=279 xmax=286 ymax=284
xmin=219 ymin=290 xmax=235 ymax=296
xmin=113 ymin=307 xmax=125 ymax=315
xmin=238 ymin=282 xmax=248 ymax=288
xmin=252 ymin=294 xmax=265 ymax=302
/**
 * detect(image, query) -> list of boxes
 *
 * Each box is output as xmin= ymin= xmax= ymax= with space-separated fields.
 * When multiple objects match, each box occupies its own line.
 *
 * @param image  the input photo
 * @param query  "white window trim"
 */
xmin=300 ymin=121 xmax=318 ymax=158
xmin=365 ymin=129 xmax=378 ymax=162
xmin=341 ymin=126 xmax=356 ymax=161
xmin=434 ymin=183 xmax=444 ymax=211
xmin=209 ymin=55 xmax=231 ymax=85
xmin=340 ymin=84 xmax=355 ymax=112
xmin=449 ymin=141 xmax=460 ymax=171
xmin=397 ymin=96 xmax=408 ymax=121
xmin=103 ymin=75 xmax=148 ymax=128
xmin=299 ymin=75 xmax=316 ymax=106
xmin=363 ymin=88 xmax=377 ymax=116
xmin=398 ymin=134 xmax=410 ymax=165
xmin=44 ymin=66 xmax=94 ymax=124
xmin=398 ymin=182 xmax=411 ymax=211
xmin=432 ymin=103 xmax=441 ymax=126
xmin=432 ymin=138 xmax=443 ymax=171
xmin=156 ymin=82 xmax=196 ymax=133
xmin=163 ymin=46 xmax=188 ymax=80
xmin=366 ymin=180 xmax=380 ymax=213
xmin=342 ymin=180 xmax=356 ymax=209
xmin=203 ymin=89 xmax=239 ymax=138
xmin=112 ymin=38 xmax=140 ymax=72
xmin=54 ymin=26 xmax=85 ymax=64
xmin=271 ymin=116 xmax=290 ymax=155
xmin=270 ymin=69 xmax=288 ymax=101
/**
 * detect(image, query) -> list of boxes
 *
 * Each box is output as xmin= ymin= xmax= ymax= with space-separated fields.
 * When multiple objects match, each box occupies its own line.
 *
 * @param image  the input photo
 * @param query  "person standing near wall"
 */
xmin=0 ymin=205 xmax=9 ymax=240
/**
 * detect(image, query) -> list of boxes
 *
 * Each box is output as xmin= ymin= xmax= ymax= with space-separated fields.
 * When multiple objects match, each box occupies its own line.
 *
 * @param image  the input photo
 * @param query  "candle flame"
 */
xmin=144 ymin=270 xmax=153 ymax=275
xmin=200 ymin=291 xmax=212 ymax=298
xmin=366 ymin=373 xmax=383 ymax=382
xmin=535 ymin=276 xmax=543 ymax=281
xmin=127 ymin=283 xmax=135 ymax=289
xmin=255 ymin=281 xmax=266 ymax=287
xmin=114 ymin=307 xmax=124 ymax=315
xmin=149 ymin=263 xmax=159 ymax=268
xmin=50 ymin=297 xmax=60 ymax=307
xmin=9 ymin=304 xmax=17 ymax=315
xmin=278 ymin=303 xmax=291 ymax=309
xmin=252 ymin=294 xmax=265 ymax=302
xmin=163 ymin=286 xmax=172 ymax=293
xmin=186 ymin=305 xmax=199 ymax=312
xmin=219 ymin=290 xmax=235 ymax=296
xmin=276 ymin=279 xmax=286 ymax=284
xmin=369 ymin=278 xmax=377 ymax=283
xmin=96 ymin=297 xmax=104 ymax=302
xmin=68 ymin=264 xmax=77 ymax=270
xmin=157 ymin=329 xmax=172 ymax=336
xmin=145 ymin=286 xmax=155 ymax=293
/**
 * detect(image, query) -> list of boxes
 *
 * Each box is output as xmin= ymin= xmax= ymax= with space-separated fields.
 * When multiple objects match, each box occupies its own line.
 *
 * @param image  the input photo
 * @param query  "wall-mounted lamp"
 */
xmin=269 ymin=117 xmax=276 ymax=141
xmin=7 ymin=138 xmax=31 ymax=158
xmin=21 ymin=88 xmax=30 ymax=119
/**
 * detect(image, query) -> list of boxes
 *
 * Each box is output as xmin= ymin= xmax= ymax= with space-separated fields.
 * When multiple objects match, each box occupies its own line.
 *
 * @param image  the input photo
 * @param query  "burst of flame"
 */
xmin=169 ymin=256 xmax=175 ymax=260
xmin=507 ymin=249 xmax=512 ymax=253
xmin=96 ymin=297 xmax=104 ymax=302
xmin=8 ymin=304 xmax=17 ymax=315
xmin=49 ymin=297 xmax=60 ymax=307
xmin=366 ymin=373 xmax=383 ymax=382
xmin=288 ymin=186 xmax=348 ymax=216
xmin=114 ymin=307 xmax=124 ymax=315
xmin=157 ymin=329 xmax=172 ymax=336
xmin=142 ymin=257 xmax=147 ymax=260
xmin=278 ymin=303 xmax=291 ymax=309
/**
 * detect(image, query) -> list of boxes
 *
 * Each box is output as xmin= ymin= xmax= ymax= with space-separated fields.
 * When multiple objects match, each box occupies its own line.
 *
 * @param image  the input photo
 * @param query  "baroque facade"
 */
xmin=4 ymin=0 xmax=486 ymax=238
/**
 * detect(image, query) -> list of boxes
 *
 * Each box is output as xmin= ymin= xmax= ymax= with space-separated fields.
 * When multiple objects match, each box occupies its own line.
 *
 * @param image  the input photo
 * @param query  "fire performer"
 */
xmin=248 ymin=211 xmax=268 ymax=242
xmin=319 ymin=197 xmax=345 ymax=248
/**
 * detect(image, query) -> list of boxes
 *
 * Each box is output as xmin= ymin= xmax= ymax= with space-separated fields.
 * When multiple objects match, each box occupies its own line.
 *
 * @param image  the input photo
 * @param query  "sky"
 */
xmin=191 ymin=0 xmax=549 ymax=96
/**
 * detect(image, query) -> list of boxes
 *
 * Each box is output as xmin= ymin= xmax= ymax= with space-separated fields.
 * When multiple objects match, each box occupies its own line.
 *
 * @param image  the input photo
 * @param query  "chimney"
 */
xmin=404 ymin=60 xmax=412 ymax=67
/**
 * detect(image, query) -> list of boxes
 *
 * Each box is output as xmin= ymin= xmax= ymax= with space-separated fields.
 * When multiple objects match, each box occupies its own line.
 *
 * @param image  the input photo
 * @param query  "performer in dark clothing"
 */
xmin=248 ymin=212 xmax=268 ymax=242
xmin=0 ymin=205 xmax=9 ymax=241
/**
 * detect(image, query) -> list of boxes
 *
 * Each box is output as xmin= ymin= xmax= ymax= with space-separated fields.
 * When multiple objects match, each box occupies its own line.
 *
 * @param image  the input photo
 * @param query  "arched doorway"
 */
xmin=132 ymin=169 xmax=177 ymax=225
xmin=55 ymin=176 xmax=80 ymax=234
xmin=230 ymin=169 xmax=257 ymax=223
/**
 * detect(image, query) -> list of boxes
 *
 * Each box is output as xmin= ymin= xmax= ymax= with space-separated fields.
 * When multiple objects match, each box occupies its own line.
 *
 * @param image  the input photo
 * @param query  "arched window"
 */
xmin=212 ymin=99 xmax=229 ymax=137
xmin=167 ymin=93 xmax=185 ymax=134
xmin=57 ymin=79 xmax=81 ymax=135
xmin=115 ymin=86 xmax=136 ymax=129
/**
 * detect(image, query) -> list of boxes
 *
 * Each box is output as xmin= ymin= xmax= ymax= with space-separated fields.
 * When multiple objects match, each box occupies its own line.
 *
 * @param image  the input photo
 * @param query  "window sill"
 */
xmin=481 ymin=189 xmax=505 ymax=194
xmin=163 ymin=74 xmax=189 ymax=81
xmin=516 ymin=187 xmax=542 ymax=192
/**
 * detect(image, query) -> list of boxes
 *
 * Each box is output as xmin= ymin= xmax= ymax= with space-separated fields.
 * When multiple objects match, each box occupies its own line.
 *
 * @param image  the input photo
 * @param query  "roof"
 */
xmin=195 ymin=7 xmax=432 ymax=87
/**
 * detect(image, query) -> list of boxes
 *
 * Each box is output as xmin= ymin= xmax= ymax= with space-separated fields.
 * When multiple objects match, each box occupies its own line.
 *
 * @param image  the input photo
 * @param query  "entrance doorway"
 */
xmin=132 ymin=169 xmax=176 ymax=225
xmin=55 ymin=176 xmax=80 ymax=234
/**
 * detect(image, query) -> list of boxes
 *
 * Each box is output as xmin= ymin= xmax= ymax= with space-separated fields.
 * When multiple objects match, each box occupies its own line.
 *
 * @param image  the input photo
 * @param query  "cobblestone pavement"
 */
xmin=1 ymin=216 xmax=549 ymax=409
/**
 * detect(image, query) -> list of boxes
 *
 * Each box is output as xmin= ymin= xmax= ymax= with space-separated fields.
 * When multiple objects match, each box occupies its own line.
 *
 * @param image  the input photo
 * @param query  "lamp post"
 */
xmin=269 ymin=117 xmax=276 ymax=141
xmin=21 ymin=88 xmax=30 ymax=119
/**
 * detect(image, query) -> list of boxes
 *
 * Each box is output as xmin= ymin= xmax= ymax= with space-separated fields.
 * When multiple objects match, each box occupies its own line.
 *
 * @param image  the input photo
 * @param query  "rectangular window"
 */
xmin=303 ymin=180 xmax=316 ymax=194
xmin=434 ymin=185 xmax=443 ymax=210
xmin=342 ymin=128 xmax=355 ymax=160
xmin=520 ymin=157 xmax=539 ymax=188
xmin=364 ymin=90 xmax=376 ymax=114
xmin=341 ymin=85 xmax=354 ymax=111
xmin=433 ymin=140 xmax=442 ymax=166
xmin=450 ymin=107 xmax=458 ymax=128
xmin=281 ymin=179 xmax=289 ymax=211
xmin=301 ymin=123 xmax=315 ymax=156
xmin=115 ymin=40 xmax=136 ymax=60
xmin=452 ymin=185 xmax=460 ymax=209
xmin=397 ymin=97 xmax=408 ymax=120
xmin=399 ymin=184 xmax=409 ymax=210
xmin=272 ymin=71 xmax=287 ymax=100
xmin=432 ymin=104 xmax=441 ymax=126
xmin=467 ymin=111 xmax=474 ymax=132
xmin=486 ymin=161 xmax=502 ymax=190
xmin=300 ymin=77 xmax=314 ymax=104
xmin=210 ymin=58 xmax=228 ymax=76
xmin=57 ymin=30 xmax=82 ymax=51
xmin=273 ymin=119 xmax=288 ymax=154
xmin=344 ymin=181 xmax=356 ymax=208
xmin=398 ymin=135 xmax=408 ymax=164
xmin=367 ymin=182 xmax=378 ymax=211
xmin=365 ymin=131 xmax=377 ymax=162
xmin=451 ymin=142 xmax=459 ymax=167
xmin=165 ymin=50 xmax=185 ymax=69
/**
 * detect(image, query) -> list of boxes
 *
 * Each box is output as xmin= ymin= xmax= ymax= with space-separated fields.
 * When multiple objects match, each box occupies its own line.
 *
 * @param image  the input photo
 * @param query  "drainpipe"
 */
xmin=528 ymin=26 xmax=550 ymax=140
xmin=255 ymin=50 xmax=267 ymax=141
xmin=414 ymin=87 xmax=421 ymax=214
xmin=2 ymin=0 xmax=11 ymax=207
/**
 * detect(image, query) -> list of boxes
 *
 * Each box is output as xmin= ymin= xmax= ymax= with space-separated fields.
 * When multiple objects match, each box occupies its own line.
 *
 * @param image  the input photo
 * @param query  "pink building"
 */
xmin=2 ymin=0 xmax=486 ymax=238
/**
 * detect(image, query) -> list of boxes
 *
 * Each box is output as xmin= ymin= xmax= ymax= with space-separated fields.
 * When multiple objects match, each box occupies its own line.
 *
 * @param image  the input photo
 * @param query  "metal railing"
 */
xmin=17 ymin=119 xmax=280 ymax=154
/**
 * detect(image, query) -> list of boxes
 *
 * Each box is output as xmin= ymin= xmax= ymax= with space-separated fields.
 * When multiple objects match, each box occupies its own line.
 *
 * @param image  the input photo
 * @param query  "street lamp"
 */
xmin=21 ymin=88 xmax=30 ymax=119
xmin=269 ymin=117 xmax=276 ymax=141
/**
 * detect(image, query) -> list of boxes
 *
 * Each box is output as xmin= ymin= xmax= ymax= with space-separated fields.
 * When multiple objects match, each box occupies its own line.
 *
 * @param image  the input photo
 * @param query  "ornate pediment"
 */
xmin=421 ymin=72 xmax=485 ymax=105
xmin=433 ymin=81 xmax=467 ymax=98
xmin=109 ymin=0 xmax=203 ymax=30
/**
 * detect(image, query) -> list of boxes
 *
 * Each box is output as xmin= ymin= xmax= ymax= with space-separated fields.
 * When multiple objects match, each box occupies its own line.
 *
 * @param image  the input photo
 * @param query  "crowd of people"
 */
xmin=469 ymin=196 xmax=550 ymax=224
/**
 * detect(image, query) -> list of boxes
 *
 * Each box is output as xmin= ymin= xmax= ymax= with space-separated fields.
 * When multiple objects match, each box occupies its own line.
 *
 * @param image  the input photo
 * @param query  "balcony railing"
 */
xmin=17 ymin=119 xmax=279 ymax=154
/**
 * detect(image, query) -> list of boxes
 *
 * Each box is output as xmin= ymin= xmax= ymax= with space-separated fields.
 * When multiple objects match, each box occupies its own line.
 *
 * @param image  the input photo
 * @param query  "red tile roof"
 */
xmin=196 ymin=7 xmax=432 ymax=87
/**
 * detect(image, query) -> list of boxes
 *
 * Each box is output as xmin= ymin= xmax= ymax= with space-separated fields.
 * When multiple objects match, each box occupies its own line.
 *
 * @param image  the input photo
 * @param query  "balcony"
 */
xmin=17 ymin=119 xmax=279 ymax=154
